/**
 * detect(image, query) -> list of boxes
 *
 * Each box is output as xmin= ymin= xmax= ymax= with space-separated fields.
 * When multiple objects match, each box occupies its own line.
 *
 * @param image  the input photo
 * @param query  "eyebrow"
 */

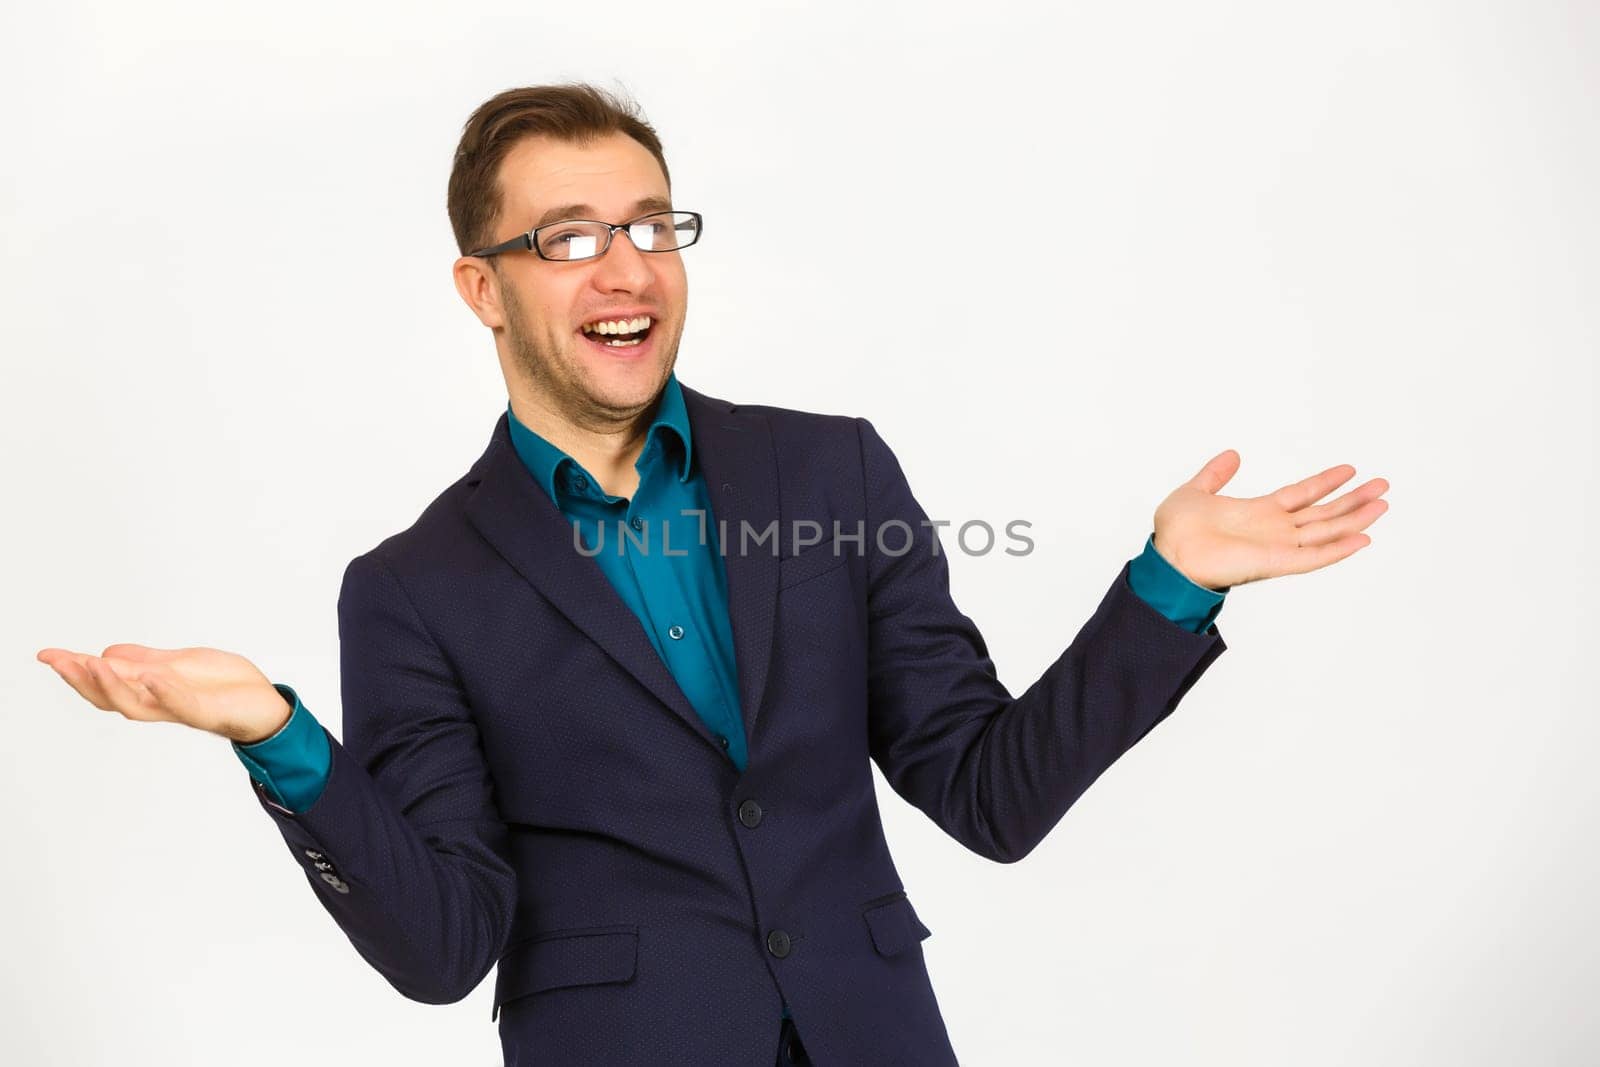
xmin=533 ymin=196 xmax=674 ymax=228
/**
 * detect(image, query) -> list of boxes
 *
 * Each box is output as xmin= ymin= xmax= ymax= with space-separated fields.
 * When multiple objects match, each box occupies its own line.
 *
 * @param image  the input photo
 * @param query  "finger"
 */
xmin=1295 ymin=498 xmax=1389 ymax=548
xmin=1188 ymin=450 xmax=1240 ymax=494
xmin=83 ymin=655 xmax=164 ymax=722
xmin=1271 ymin=464 xmax=1357 ymax=512
xmin=1291 ymin=477 xmax=1390 ymax=527
xmin=44 ymin=654 xmax=113 ymax=710
xmin=100 ymin=655 xmax=162 ymax=703
xmin=1278 ymin=532 xmax=1373 ymax=576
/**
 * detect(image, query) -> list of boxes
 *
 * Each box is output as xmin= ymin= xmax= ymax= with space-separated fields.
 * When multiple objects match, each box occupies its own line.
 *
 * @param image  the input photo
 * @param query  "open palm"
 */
xmin=35 ymin=644 xmax=291 ymax=743
xmin=1152 ymin=450 xmax=1390 ymax=591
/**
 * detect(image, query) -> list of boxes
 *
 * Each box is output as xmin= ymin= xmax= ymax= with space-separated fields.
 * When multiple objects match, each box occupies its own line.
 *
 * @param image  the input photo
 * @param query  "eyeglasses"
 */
xmin=468 ymin=210 xmax=703 ymax=262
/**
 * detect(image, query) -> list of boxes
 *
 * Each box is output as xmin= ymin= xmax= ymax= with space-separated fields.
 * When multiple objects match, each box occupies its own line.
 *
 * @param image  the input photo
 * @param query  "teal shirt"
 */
xmin=503 ymin=373 xmax=748 ymax=771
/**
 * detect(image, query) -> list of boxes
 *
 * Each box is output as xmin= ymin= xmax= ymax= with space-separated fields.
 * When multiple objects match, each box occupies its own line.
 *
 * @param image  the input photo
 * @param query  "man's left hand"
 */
xmin=1151 ymin=450 xmax=1389 ymax=591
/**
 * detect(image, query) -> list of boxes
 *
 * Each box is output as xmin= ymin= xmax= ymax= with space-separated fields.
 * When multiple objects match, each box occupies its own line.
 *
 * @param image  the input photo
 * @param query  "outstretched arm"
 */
xmin=37 ymin=550 xmax=518 ymax=1005
xmin=858 ymin=421 xmax=1388 ymax=865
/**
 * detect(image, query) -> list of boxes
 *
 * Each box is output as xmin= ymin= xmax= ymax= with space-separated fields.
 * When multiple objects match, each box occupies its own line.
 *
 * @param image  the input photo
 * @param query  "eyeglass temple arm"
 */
xmin=467 ymin=232 xmax=533 ymax=258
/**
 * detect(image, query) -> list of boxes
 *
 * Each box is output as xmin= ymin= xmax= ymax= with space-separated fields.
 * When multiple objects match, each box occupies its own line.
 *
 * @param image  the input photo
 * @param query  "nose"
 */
xmin=590 ymin=225 xmax=655 ymax=293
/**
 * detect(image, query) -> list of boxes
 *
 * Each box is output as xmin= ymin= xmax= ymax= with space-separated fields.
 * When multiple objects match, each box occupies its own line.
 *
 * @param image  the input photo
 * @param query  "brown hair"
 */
xmin=447 ymin=82 xmax=672 ymax=258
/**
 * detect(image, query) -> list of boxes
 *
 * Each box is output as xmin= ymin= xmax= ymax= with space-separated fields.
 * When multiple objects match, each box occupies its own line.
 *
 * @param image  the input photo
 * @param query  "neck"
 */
xmin=507 ymin=381 xmax=659 ymax=499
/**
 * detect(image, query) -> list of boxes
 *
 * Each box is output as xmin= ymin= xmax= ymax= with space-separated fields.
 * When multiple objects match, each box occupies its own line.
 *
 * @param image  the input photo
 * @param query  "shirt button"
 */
xmin=631 ymin=516 xmax=644 ymax=531
xmin=766 ymin=930 xmax=792 ymax=958
xmin=738 ymin=799 xmax=763 ymax=828
xmin=716 ymin=734 xmax=730 ymax=750
xmin=668 ymin=624 xmax=685 ymax=640
xmin=572 ymin=474 xmax=588 ymax=491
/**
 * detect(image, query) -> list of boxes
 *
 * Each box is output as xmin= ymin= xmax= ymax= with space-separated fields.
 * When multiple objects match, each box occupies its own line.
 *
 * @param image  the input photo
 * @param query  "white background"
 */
xmin=4 ymin=1 xmax=1596 ymax=1064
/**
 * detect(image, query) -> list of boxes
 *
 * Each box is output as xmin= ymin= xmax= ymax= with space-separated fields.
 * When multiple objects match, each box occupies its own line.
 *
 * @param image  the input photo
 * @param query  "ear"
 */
xmin=452 ymin=256 xmax=507 ymax=329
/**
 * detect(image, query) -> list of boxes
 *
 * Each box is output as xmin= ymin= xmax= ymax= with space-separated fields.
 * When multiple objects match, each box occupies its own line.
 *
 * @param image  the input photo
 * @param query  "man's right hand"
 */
xmin=36 ymin=644 xmax=293 ymax=744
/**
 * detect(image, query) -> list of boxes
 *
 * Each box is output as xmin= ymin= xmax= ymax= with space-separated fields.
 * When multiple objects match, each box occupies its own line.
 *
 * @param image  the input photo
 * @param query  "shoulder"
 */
xmin=343 ymin=426 xmax=499 ymax=586
xmin=679 ymin=380 xmax=870 ymax=458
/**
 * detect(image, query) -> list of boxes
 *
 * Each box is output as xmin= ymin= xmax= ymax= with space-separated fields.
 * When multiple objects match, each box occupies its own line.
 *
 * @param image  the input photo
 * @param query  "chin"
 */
xmin=576 ymin=354 xmax=670 ymax=410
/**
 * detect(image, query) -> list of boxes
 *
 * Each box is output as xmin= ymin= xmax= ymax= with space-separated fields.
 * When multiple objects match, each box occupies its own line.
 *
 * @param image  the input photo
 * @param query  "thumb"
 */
xmin=1189 ymin=449 xmax=1240 ymax=494
xmin=103 ymin=643 xmax=177 ymax=662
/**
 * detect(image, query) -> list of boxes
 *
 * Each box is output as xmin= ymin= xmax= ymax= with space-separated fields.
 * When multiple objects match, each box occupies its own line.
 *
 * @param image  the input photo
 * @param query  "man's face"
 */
xmin=483 ymin=132 xmax=688 ymax=423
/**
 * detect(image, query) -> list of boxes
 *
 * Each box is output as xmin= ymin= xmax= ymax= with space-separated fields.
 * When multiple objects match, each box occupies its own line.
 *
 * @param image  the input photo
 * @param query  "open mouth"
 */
xmin=580 ymin=314 xmax=654 ymax=350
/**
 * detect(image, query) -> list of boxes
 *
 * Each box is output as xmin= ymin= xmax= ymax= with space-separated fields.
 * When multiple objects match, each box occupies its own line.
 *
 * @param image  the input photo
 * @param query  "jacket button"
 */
xmin=738 ymin=799 xmax=763 ymax=828
xmin=766 ymin=929 xmax=791 ymax=958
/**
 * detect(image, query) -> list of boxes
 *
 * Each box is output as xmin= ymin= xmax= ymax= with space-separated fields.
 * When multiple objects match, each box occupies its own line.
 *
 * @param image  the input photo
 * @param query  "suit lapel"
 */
xmin=462 ymin=382 xmax=782 ymax=754
xmin=464 ymin=412 xmax=712 ymax=748
xmin=679 ymin=384 xmax=781 ymax=741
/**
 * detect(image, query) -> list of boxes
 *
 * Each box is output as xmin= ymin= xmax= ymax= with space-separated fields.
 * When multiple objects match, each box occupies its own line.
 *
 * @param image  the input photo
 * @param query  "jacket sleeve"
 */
xmin=1126 ymin=532 xmax=1228 ymax=634
xmin=247 ymin=550 xmax=517 ymax=1004
xmin=856 ymin=417 xmax=1227 ymax=864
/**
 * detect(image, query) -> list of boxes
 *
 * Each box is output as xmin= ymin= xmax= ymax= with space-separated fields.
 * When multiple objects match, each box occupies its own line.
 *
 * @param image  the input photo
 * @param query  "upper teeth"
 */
xmin=582 ymin=315 xmax=652 ymax=335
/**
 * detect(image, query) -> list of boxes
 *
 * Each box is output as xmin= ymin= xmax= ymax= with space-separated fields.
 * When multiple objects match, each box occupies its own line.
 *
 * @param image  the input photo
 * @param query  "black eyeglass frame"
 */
xmin=467 ymin=210 xmax=704 ymax=261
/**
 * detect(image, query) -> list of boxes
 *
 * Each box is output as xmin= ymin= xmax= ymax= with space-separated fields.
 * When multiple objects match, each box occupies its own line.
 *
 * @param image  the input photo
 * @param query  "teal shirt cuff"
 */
xmin=232 ymin=683 xmax=331 ymax=813
xmin=1127 ymin=533 xmax=1227 ymax=634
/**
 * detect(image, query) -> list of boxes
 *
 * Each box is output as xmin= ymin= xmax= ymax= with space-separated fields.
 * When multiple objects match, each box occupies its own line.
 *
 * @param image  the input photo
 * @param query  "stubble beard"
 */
xmin=500 ymin=279 xmax=678 ymax=428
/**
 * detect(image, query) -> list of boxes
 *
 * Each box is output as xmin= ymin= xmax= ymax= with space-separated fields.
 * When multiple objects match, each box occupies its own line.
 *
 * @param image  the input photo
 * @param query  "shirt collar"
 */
xmin=506 ymin=372 xmax=694 ymax=502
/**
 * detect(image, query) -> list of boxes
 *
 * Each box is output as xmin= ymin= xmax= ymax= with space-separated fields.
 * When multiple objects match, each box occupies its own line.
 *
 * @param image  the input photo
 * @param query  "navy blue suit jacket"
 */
xmin=250 ymin=383 xmax=1227 ymax=1065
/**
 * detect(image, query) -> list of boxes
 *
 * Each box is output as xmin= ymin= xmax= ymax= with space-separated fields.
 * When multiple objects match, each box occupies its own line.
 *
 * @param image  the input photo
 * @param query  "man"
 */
xmin=37 ymin=83 xmax=1389 ymax=1065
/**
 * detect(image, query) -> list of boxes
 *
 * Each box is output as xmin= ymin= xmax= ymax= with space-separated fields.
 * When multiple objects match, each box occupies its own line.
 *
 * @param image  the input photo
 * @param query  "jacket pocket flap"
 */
xmin=491 ymin=925 xmax=638 ymax=1019
xmin=777 ymin=542 xmax=849 ymax=590
xmin=862 ymin=894 xmax=931 ymax=957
